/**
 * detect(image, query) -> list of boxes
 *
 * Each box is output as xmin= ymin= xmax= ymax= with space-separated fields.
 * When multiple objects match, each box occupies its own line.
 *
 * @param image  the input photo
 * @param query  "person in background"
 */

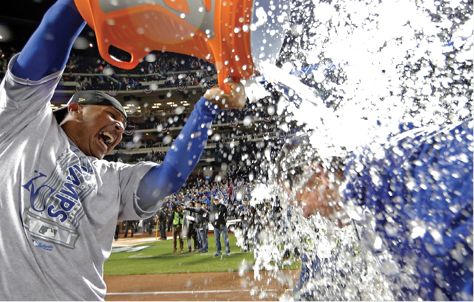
xmin=184 ymin=201 xmax=199 ymax=252
xmin=199 ymin=200 xmax=210 ymax=253
xmin=211 ymin=192 xmax=231 ymax=256
xmin=227 ymin=180 xmax=234 ymax=203
xmin=186 ymin=199 xmax=209 ymax=253
xmin=237 ymin=199 xmax=252 ymax=252
xmin=158 ymin=205 xmax=168 ymax=240
xmin=203 ymin=188 xmax=212 ymax=207
xmin=123 ymin=220 xmax=136 ymax=238
xmin=144 ymin=216 xmax=154 ymax=236
xmin=171 ymin=203 xmax=185 ymax=254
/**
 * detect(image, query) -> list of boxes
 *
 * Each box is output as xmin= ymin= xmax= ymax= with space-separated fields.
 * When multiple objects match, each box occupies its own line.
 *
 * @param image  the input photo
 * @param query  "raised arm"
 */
xmin=12 ymin=0 xmax=85 ymax=80
xmin=185 ymin=207 xmax=203 ymax=214
xmin=136 ymin=82 xmax=246 ymax=214
xmin=136 ymin=97 xmax=218 ymax=212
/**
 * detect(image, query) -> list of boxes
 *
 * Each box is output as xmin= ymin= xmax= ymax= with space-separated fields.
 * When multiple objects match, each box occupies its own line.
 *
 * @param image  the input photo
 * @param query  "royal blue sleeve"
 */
xmin=136 ymin=98 xmax=220 ymax=210
xmin=12 ymin=0 xmax=85 ymax=80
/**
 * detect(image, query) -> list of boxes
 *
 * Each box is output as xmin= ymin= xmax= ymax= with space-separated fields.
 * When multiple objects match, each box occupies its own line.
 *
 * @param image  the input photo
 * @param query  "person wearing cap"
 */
xmin=0 ymin=0 xmax=245 ymax=300
xmin=277 ymin=120 xmax=473 ymax=300
xmin=210 ymin=192 xmax=231 ymax=257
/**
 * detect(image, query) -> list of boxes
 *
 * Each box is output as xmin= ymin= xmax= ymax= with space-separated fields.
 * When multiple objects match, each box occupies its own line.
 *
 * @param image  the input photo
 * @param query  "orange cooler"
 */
xmin=73 ymin=0 xmax=289 ymax=90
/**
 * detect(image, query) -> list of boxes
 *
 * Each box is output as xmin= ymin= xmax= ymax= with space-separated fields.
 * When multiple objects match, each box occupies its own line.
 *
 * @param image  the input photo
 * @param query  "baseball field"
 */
xmin=105 ymin=234 xmax=299 ymax=300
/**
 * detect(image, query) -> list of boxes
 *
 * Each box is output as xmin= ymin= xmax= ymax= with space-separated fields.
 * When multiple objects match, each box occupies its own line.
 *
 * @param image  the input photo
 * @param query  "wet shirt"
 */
xmin=343 ymin=119 xmax=473 ymax=300
xmin=0 ymin=55 xmax=156 ymax=300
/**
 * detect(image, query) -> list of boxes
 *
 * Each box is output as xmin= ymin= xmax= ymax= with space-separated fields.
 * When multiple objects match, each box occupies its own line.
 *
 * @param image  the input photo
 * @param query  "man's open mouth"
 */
xmin=99 ymin=130 xmax=115 ymax=148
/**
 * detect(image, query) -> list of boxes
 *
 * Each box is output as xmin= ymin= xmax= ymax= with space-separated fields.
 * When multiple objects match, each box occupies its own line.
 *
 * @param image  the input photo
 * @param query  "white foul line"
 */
xmin=108 ymin=289 xmax=279 ymax=296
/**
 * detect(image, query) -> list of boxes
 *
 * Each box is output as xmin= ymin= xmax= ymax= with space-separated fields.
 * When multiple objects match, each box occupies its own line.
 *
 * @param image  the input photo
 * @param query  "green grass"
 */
xmin=104 ymin=234 xmax=255 ymax=276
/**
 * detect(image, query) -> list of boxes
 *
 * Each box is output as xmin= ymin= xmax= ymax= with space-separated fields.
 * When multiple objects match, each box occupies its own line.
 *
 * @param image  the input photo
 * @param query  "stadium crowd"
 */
xmin=61 ymin=52 xmax=217 ymax=91
xmin=0 ymin=47 xmax=217 ymax=91
xmin=114 ymin=174 xmax=266 ymax=257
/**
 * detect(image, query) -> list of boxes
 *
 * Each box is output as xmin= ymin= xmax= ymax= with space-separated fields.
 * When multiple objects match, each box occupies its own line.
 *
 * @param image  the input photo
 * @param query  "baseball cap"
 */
xmin=53 ymin=91 xmax=127 ymax=125
xmin=275 ymin=133 xmax=345 ymax=189
xmin=213 ymin=191 xmax=225 ymax=201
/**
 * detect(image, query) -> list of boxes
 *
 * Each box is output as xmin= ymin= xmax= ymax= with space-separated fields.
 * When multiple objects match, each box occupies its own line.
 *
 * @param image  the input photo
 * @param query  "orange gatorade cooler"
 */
xmin=73 ymin=0 xmax=289 ymax=91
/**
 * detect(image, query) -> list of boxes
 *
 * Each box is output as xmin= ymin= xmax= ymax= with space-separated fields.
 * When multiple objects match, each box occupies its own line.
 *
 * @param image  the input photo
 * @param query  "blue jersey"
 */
xmin=343 ymin=118 xmax=473 ymax=300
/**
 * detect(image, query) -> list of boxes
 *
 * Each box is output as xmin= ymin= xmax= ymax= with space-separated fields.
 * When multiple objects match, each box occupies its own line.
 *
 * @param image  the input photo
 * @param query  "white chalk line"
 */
xmin=107 ymin=288 xmax=279 ymax=296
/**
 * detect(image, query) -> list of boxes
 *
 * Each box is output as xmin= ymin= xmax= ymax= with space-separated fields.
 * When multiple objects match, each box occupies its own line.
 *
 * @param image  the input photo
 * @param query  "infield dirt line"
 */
xmin=105 ymin=272 xmax=298 ymax=301
xmin=108 ymin=289 xmax=279 ymax=296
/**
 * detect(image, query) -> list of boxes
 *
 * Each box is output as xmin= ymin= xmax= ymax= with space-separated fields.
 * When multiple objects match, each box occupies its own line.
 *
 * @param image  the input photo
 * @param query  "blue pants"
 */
xmin=214 ymin=224 xmax=230 ymax=254
xmin=197 ymin=226 xmax=208 ymax=252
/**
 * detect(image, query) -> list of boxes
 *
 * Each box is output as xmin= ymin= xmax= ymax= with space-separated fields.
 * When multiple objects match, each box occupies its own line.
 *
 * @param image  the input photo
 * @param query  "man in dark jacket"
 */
xmin=158 ymin=206 xmax=168 ymax=240
xmin=186 ymin=200 xmax=209 ymax=253
xmin=184 ymin=201 xmax=199 ymax=252
xmin=211 ymin=193 xmax=230 ymax=256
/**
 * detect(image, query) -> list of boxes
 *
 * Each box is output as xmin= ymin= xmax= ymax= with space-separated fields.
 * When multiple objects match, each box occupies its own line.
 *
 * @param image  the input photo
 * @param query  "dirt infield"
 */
xmin=105 ymin=270 xmax=298 ymax=301
xmin=106 ymin=234 xmax=298 ymax=301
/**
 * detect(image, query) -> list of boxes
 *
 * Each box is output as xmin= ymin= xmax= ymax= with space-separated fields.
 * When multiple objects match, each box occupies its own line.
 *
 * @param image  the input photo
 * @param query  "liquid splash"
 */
xmin=237 ymin=0 xmax=473 ymax=300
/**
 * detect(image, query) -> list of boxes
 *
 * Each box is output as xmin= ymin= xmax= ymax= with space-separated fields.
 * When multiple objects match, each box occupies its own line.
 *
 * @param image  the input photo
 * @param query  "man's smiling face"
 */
xmin=63 ymin=104 xmax=126 ymax=159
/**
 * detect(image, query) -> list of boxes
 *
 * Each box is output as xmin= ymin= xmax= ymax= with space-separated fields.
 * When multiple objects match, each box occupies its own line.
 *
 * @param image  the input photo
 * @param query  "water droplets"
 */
xmin=73 ymin=37 xmax=89 ymax=50
xmin=243 ymin=116 xmax=253 ymax=127
xmin=163 ymin=135 xmax=172 ymax=145
xmin=145 ymin=53 xmax=156 ymax=62
xmin=409 ymin=220 xmax=426 ymax=239
xmin=103 ymin=66 xmax=114 ymax=76
xmin=235 ymin=0 xmax=472 ymax=299
xmin=136 ymin=27 xmax=145 ymax=35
